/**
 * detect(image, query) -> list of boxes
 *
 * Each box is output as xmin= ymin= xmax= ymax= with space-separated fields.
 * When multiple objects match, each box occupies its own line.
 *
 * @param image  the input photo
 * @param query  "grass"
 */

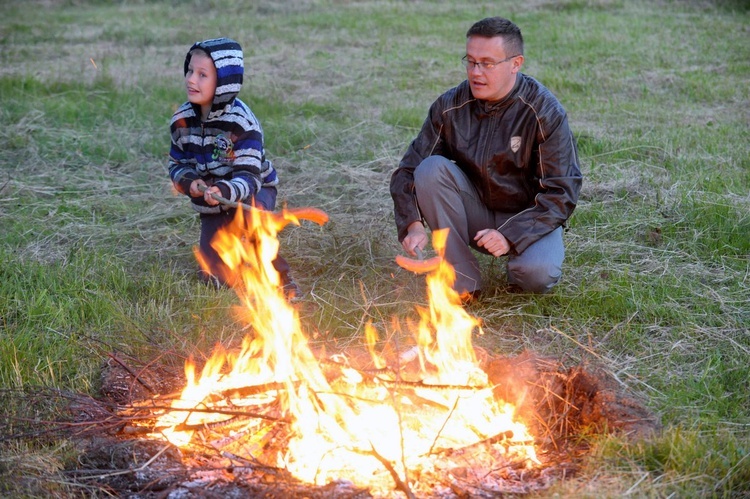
xmin=1 ymin=0 xmax=749 ymax=496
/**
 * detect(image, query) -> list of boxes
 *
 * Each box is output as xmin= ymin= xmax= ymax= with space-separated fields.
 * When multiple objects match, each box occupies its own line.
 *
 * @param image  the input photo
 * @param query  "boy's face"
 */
xmin=185 ymin=52 xmax=217 ymax=114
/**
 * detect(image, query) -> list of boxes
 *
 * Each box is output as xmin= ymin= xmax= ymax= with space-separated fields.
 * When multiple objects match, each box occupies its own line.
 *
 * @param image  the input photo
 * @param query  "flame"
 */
xmin=153 ymin=210 xmax=538 ymax=490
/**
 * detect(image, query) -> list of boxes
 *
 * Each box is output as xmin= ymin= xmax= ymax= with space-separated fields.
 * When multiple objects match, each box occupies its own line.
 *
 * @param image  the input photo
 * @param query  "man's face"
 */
xmin=185 ymin=52 xmax=217 ymax=113
xmin=465 ymin=35 xmax=523 ymax=102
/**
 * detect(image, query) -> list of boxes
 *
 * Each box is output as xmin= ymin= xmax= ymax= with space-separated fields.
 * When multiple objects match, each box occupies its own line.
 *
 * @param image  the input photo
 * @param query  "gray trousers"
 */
xmin=413 ymin=155 xmax=565 ymax=294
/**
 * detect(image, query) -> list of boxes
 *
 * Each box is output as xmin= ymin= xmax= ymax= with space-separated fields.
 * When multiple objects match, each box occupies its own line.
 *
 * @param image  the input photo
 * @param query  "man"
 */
xmin=390 ymin=16 xmax=582 ymax=298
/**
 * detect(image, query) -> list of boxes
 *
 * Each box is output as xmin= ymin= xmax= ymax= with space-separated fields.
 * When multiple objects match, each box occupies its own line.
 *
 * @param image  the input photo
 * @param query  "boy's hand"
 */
xmin=189 ymin=179 xmax=207 ymax=198
xmin=203 ymin=186 xmax=221 ymax=206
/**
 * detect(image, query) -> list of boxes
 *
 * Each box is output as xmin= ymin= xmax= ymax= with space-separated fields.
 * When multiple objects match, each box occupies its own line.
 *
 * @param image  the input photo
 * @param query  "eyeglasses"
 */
xmin=461 ymin=54 xmax=519 ymax=71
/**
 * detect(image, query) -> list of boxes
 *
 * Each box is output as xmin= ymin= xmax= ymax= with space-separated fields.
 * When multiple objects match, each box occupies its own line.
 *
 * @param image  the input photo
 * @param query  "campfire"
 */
xmin=122 ymin=206 xmax=543 ymax=496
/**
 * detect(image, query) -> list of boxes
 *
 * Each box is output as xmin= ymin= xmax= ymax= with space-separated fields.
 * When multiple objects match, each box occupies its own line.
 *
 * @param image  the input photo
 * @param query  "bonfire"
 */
xmin=120 ymin=204 xmax=542 ymax=497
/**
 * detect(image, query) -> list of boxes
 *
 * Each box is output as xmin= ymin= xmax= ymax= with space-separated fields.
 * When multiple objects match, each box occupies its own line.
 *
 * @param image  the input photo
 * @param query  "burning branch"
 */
xmin=428 ymin=394 xmax=461 ymax=455
xmin=366 ymin=443 xmax=416 ymax=499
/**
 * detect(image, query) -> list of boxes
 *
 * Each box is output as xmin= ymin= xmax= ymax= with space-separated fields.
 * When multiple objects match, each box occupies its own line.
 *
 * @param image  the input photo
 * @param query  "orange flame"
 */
xmin=153 ymin=210 xmax=538 ymax=490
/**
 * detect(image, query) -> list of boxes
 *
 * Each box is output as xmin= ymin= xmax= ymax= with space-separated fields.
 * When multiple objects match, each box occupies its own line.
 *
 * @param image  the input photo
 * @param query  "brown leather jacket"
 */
xmin=390 ymin=74 xmax=582 ymax=255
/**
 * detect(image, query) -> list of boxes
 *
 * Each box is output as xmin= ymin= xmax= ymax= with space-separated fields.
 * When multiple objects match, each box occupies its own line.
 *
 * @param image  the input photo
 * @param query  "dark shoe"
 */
xmin=505 ymin=284 xmax=526 ymax=294
xmin=280 ymin=273 xmax=304 ymax=301
xmin=459 ymin=289 xmax=481 ymax=305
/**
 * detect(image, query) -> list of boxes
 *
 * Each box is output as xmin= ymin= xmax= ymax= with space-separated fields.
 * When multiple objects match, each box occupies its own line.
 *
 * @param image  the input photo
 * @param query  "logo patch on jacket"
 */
xmin=212 ymin=133 xmax=235 ymax=162
xmin=510 ymin=136 xmax=522 ymax=153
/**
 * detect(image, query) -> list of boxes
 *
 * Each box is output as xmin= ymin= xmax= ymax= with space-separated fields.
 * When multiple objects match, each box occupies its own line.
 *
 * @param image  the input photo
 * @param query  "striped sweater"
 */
xmin=168 ymin=37 xmax=278 ymax=214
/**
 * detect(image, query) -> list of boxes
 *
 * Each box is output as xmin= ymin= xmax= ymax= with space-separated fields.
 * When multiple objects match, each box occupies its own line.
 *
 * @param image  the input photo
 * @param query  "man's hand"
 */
xmin=474 ymin=228 xmax=510 ymax=257
xmin=401 ymin=221 xmax=428 ymax=257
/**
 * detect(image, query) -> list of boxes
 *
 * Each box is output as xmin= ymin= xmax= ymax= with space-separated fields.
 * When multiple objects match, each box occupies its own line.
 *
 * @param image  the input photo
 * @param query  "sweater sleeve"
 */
xmin=214 ymin=127 xmax=264 ymax=203
xmin=168 ymin=119 xmax=200 ymax=196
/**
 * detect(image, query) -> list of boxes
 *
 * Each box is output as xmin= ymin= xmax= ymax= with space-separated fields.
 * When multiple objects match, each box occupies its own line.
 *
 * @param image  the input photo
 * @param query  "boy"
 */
xmin=168 ymin=37 xmax=301 ymax=298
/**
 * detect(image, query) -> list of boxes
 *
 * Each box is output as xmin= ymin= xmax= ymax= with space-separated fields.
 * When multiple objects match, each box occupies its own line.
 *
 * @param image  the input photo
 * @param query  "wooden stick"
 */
xmin=366 ymin=443 xmax=416 ymax=499
xmin=107 ymin=353 xmax=156 ymax=394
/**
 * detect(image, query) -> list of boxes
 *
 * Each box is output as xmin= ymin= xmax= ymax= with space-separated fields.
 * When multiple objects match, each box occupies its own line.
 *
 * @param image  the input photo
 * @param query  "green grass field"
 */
xmin=1 ymin=0 xmax=748 ymax=496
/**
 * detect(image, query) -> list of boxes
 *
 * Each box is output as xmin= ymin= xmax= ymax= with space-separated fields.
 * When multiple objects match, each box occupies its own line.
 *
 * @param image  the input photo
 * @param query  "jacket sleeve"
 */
xmin=390 ymin=99 xmax=446 ymax=241
xmin=499 ymin=111 xmax=582 ymax=254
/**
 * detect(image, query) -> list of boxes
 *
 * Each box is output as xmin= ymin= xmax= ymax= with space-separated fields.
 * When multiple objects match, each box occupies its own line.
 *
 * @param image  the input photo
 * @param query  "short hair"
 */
xmin=466 ymin=17 xmax=524 ymax=56
xmin=188 ymin=47 xmax=210 ymax=61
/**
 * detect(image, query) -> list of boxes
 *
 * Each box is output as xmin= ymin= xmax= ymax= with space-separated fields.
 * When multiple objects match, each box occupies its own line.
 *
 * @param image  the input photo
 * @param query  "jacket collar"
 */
xmin=477 ymin=74 xmax=523 ymax=114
